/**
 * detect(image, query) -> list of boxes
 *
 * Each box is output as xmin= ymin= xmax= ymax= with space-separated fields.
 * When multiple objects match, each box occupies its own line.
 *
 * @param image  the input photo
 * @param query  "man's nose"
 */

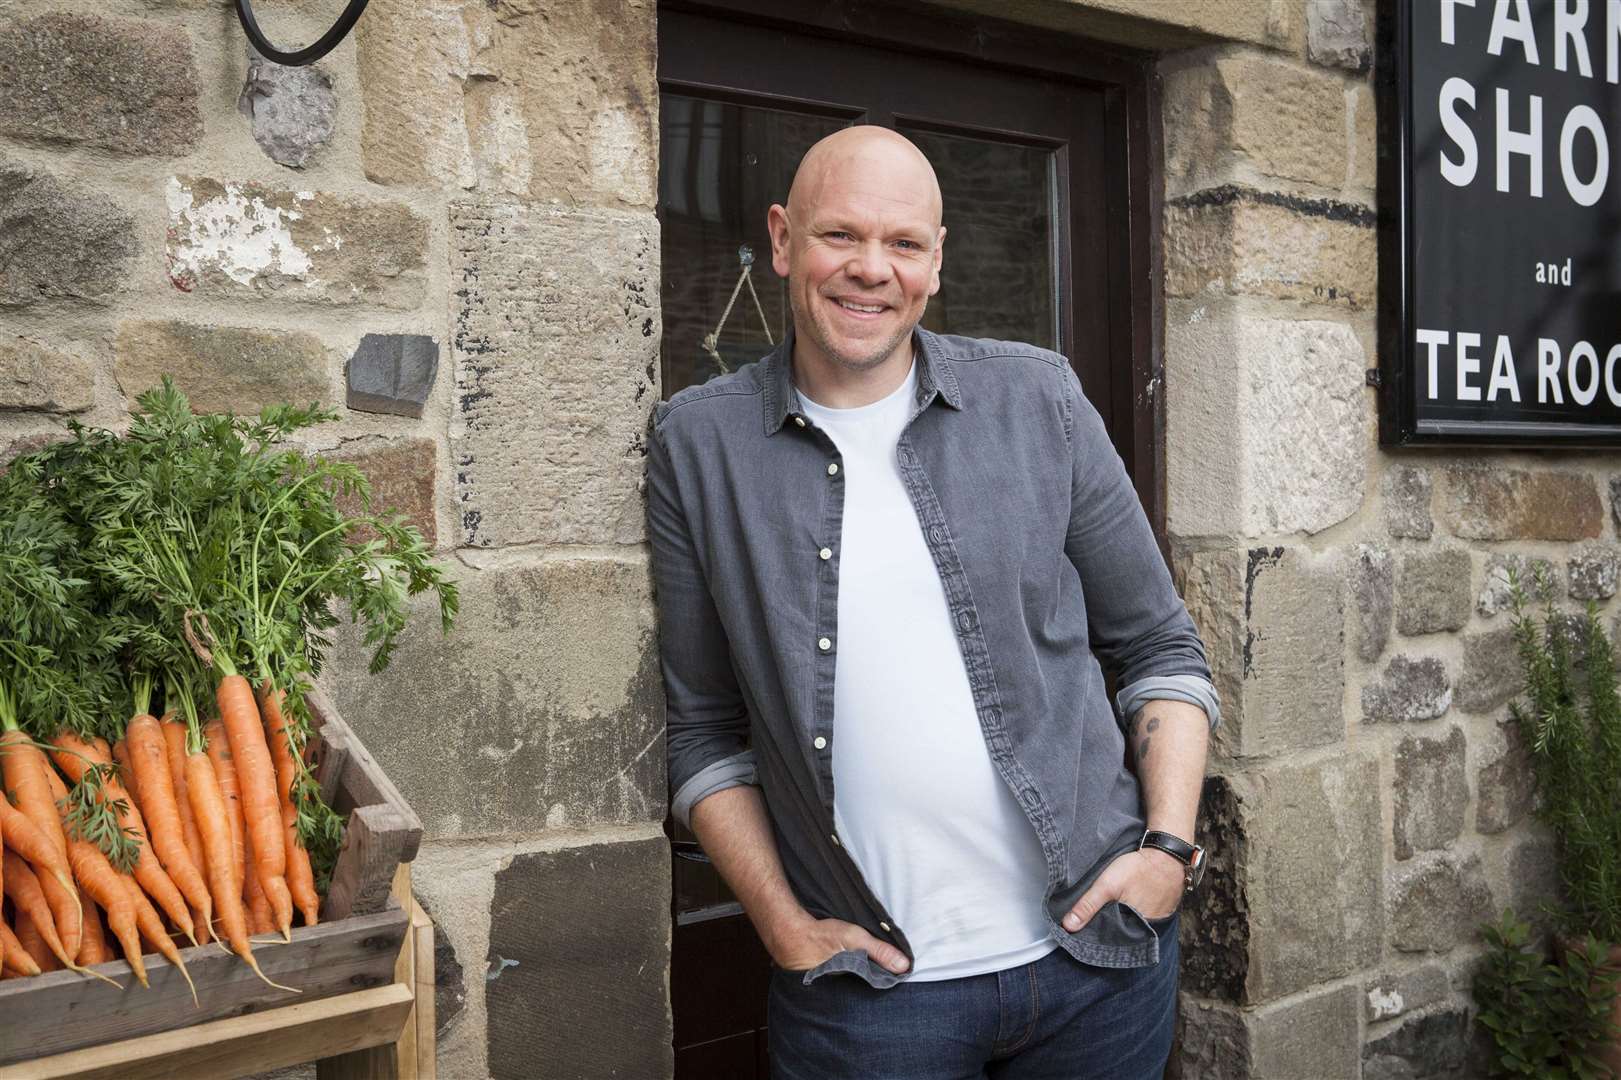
xmin=846 ymin=241 xmax=892 ymax=285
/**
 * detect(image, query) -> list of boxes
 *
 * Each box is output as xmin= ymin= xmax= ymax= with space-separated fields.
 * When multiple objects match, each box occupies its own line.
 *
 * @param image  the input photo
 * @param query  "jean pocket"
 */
xmin=1120 ymin=900 xmax=1179 ymax=939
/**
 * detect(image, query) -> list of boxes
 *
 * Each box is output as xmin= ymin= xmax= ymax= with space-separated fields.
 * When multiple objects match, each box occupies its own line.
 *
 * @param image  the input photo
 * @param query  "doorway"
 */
xmin=656 ymin=3 xmax=1162 ymax=1074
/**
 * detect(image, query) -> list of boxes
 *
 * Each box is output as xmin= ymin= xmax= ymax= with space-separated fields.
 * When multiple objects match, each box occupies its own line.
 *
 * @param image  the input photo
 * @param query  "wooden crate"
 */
xmin=0 ymin=691 xmax=423 ymax=1067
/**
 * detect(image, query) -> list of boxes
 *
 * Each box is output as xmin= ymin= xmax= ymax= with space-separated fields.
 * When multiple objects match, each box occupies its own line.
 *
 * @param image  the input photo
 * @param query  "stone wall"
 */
xmin=1154 ymin=1 xmax=1576 ymax=1076
xmin=0 ymin=2 xmax=668 ymax=1077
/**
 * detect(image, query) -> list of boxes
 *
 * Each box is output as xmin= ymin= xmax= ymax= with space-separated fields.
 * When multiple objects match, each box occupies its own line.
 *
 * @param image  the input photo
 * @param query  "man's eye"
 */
xmin=895 ymin=240 xmax=921 ymax=250
xmin=827 ymin=231 xmax=853 ymax=242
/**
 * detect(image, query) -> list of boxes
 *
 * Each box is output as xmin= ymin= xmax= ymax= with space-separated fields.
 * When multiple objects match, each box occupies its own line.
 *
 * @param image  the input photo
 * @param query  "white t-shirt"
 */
xmin=798 ymin=357 xmax=1056 ymax=982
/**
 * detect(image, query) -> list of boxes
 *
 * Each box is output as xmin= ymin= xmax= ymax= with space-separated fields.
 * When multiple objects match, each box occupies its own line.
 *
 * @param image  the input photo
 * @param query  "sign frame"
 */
xmin=1375 ymin=0 xmax=1621 ymax=448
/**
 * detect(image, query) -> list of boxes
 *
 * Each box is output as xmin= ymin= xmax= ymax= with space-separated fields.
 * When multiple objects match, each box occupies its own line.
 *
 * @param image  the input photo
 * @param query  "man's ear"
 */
xmin=767 ymin=204 xmax=792 ymax=278
xmin=929 ymin=225 xmax=946 ymax=297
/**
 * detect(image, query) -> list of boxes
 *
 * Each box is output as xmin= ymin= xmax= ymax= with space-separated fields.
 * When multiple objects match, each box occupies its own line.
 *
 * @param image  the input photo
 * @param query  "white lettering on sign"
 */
xmin=1416 ymin=329 xmax=1621 ymax=408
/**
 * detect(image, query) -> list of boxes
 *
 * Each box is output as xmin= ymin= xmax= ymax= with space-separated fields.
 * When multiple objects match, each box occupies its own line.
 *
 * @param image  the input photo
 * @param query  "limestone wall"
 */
xmin=1154 ymin=1 xmax=1581 ymax=1076
xmin=0 ymin=2 xmax=668 ymax=1077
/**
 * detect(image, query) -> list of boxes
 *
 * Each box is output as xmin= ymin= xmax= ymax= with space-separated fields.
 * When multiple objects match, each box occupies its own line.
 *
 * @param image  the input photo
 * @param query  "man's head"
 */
xmin=767 ymin=126 xmax=945 ymax=374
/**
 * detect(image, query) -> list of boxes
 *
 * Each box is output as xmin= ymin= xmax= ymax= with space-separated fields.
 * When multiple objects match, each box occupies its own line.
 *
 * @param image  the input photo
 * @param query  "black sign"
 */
xmin=1379 ymin=0 xmax=1621 ymax=445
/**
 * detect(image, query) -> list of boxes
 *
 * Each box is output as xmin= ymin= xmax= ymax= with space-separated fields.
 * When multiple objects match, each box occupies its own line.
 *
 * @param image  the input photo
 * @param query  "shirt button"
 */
xmin=929 ymin=525 xmax=944 ymax=544
xmin=879 ymin=921 xmax=892 ymax=932
xmin=819 ymin=547 xmax=832 ymax=560
xmin=793 ymin=415 xmax=806 ymax=428
xmin=827 ymin=462 xmax=839 ymax=476
xmin=818 ymin=636 xmax=832 ymax=651
xmin=830 ymin=834 xmax=841 ymax=847
xmin=813 ymin=736 xmax=827 ymax=750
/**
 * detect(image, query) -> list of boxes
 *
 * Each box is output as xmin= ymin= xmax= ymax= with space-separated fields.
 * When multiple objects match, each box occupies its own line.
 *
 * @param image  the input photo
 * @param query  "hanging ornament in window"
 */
xmin=701 ymin=245 xmax=774 ymax=374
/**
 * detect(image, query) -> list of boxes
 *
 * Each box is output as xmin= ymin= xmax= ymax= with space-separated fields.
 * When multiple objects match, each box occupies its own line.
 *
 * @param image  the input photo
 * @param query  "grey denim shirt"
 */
xmin=647 ymin=327 xmax=1221 ymax=989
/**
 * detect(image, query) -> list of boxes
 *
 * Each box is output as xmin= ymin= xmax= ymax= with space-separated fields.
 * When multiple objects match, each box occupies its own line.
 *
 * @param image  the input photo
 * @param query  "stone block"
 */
xmin=1476 ymin=723 xmax=1536 ymax=834
xmin=486 ymin=836 xmax=671 ymax=1080
xmin=1178 ymin=547 xmax=1345 ymax=760
xmin=1478 ymin=553 xmax=1560 ymax=618
xmin=1507 ymin=835 xmax=1563 ymax=932
xmin=1390 ymin=853 xmax=1493 ymax=953
xmin=324 ymin=554 xmax=664 ymax=837
xmin=1443 ymin=466 xmax=1603 ymax=541
xmin=1163 ymin=54 xmax=1348 ymax=191
xmin=0 ymin=338 xmax=93 ymax=412
xmin=1307 ymin=0 xmax=1371 ymax=72
xmin=113 ymin=320 xmax=331 ymax=415
xmin=166 ymin=178 xmax=427 ymax=308
xmin=1364 ymin=963 xmax=1452 ymax=1022
xmin=1182 ymin=777 xmax=1248 ymax=1002
xmin=1166 ymin=303 xmax=1366 ymax=538
xmin=449 ymin=202 xmax=658 ymax=548
xmin=1352 ymin=543 xmax=1393 ymax=663
xmin=357 ymin=0 xmax=656 ymax=209
xmin=1362 ymin=1008 xmax=1471 ymax=1080
xmin=1362 ymin=655 xmax=1451 ymax=724
xmin=1382 ymin=465 xmax=1433 ymax=540
xmin=1 ymin=433 xmax=70 ymax=475
xmin=1193 ymin=749 xmax=1381 ymax=998
xmin=1165 ymin=188 xmax=1376 ymax=309
xmin=1172 ymin=984 xmax=1362 ymax=1080
xmin=0 ymin=13 xmax=201 ymax=156
xmin=238 ymin=47 xmax=337 ymax=169
xmin=1457 ymin=626 xmax=1521 ymax=715
xmin=0 ymin=160 xmax=135 ymax=309
xmin=1396 ymin=547 xmax=1472 ymax=635
xmin=1611 ymin=475 xmax=1621 ymax=532
xmin=1393 ymin=726 xmax=1468 ymax=860
xmin=1568 ymin=545 xmax=1621 ymax=601
xmin=329 ymin=437 xmax=438 ymax=547
xmin=1351 ymin=82 xmax=1378 ymax=191
xmin=346 ymin=334 xmax=439 ymax=418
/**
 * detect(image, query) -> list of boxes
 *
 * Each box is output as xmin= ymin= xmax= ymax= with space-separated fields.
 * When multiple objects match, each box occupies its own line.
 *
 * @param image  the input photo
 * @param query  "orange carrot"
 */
xmin=187 ymin=748 xmax=294 ymax=993
xmin=204 ymin=721 xmax=246 ymax=897
xmin=0 ymin=732 xmax=80 ymax=956
xmin=0 ymin=918 xmax=38 ymax=977
xmin=0 ymin=797 xmax=80 ymax=962
xmin=218 ymin=677 xmax=291 ymax=939
xmin=259 ymin=685 xmax=319 ymax=927
xmin=12 ymin=910 xmax=57 ymax=972
xmin=124 ymin=876 xmax=196 ymax=1005
xmin=161 ymin=719 xmax=207 ymax=883
xmin=127 ymin=714 xmax=211 ymax=939
xmin=242 ymin=827 xmax=275 ymax=936
xmin=76 ymin=886 xmax=110 ymax=967
xmin=3 ymin=851 xmax=73 ymax=970
xmin=44 ymin=766 xmax=145 ymax=987
xmin=50 ymin=732 xmax=197 ymax=946
xmin=112 ymin=739 xmax=133 ymax=793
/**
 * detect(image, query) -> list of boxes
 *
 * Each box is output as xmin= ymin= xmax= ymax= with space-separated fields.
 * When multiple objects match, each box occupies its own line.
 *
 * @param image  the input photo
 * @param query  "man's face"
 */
xmin=767 ymin=141 xmax=945 ymax=373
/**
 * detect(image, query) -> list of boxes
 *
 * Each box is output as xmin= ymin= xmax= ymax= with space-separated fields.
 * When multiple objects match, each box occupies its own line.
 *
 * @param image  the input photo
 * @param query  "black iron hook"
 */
xmin=235 ymin=0 xmax=371 ymax=67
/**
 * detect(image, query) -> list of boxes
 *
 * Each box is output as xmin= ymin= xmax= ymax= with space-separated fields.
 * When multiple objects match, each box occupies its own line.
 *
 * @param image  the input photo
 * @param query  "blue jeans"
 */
xmin=768 ymin=916 xmax=1180 ymax=1079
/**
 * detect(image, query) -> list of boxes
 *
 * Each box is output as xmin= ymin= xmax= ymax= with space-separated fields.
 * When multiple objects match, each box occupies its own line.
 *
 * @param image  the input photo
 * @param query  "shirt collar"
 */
xmin=761 ymin=325 xmax=963 ymax=436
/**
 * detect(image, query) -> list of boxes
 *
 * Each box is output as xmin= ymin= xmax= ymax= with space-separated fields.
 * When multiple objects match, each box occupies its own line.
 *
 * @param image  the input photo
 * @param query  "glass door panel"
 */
xmin=903 ymin=126 xmax=1060 ymax=351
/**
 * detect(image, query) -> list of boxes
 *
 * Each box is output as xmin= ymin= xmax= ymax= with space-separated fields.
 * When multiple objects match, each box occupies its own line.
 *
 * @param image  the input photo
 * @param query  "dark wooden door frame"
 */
xmin=659 ymin=0 xmax=1168 ymax=553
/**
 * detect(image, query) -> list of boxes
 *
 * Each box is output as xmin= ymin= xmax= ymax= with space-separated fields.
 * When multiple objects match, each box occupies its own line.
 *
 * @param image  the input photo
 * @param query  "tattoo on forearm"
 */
xmin=1132 ymin=714 xmax=1160 ymax=763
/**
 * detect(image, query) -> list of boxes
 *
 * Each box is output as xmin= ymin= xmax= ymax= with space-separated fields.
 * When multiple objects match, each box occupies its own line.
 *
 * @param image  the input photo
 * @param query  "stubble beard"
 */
xmin=793 ymin=288 xmax=926 ymax=373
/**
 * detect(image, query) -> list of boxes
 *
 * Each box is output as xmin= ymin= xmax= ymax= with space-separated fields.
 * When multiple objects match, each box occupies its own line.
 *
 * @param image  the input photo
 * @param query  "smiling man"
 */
xmin=647 ymin=126 xmax=1220 ymax=1079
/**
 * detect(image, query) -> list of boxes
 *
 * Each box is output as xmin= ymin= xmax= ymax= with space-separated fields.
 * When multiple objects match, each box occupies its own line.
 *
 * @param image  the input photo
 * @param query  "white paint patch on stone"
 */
xmin=166 ymin=177 xmax=314 ymax=288
xmin=589 ymin=107 xmax=652 ymax=203
xmin=470 ymin=85 xmax=531 ymax=196
xmin=1367 ymin=986 xmax=1403 ymax=1020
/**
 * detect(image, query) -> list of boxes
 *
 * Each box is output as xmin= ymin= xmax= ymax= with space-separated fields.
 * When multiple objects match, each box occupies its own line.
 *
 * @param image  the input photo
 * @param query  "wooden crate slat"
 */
xmin=307 ymin=689 xmax=423 ymax=862
xmin=323 ymin=803 xmax=412 ymax=922
xmin=0 ymin=903 xmax=408 ymax=1064
xmin=3 ymin=982 xmax=415 ymax=1080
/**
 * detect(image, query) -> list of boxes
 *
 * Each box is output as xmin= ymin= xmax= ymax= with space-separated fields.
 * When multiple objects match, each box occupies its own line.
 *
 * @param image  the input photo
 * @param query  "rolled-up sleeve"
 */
xmin=646 ymin=406 xmax=759 ymax=829
xmin=1061 ymin=364 xmax=1220 ymax=730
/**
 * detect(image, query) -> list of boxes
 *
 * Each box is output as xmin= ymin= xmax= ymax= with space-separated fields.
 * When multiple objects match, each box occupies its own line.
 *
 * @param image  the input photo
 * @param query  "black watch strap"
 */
xmin=1140 ymin=829 xmax=1207 ymax=892
xmin=1140 ymin=830 xmax=1197 ymax=863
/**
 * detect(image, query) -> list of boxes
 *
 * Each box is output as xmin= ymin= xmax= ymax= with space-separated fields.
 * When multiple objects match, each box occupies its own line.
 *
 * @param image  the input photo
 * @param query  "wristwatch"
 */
xmin=1139 ymin=829 xmax=1207 ymax=893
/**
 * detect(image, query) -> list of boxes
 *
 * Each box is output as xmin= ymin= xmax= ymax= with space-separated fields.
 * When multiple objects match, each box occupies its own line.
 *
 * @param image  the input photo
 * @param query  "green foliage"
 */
xmin=0 ymin=377 xmax=459 ymax=885
xmin=1475 ymin=911 xmax=1621 ymax=1078
xmin=57 ymin=761 xmax=140 ymax=875
xmin=1508 ymin=565 xmax=1621 ymax=942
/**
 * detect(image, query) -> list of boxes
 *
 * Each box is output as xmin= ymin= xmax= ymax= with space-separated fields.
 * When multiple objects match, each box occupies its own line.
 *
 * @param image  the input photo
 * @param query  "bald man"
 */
xmin=648 ymin=127 xmax=1220 ymax=1079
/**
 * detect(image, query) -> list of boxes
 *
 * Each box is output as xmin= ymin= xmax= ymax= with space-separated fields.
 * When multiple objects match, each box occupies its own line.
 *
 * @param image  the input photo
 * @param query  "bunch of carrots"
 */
xmin=0 ymin=381 xmax=456 ymax=997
